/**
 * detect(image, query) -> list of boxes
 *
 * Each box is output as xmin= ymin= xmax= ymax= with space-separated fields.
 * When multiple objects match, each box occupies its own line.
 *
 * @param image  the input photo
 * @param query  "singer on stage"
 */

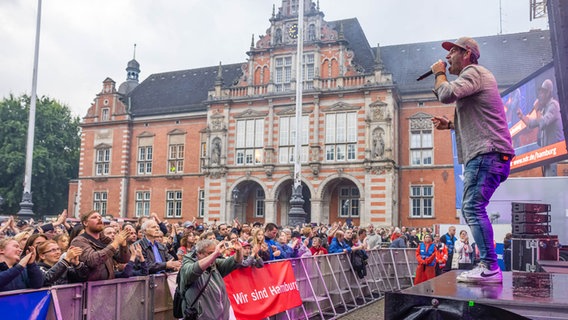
xmin=430 ymin=37 xmax=514 ymax=284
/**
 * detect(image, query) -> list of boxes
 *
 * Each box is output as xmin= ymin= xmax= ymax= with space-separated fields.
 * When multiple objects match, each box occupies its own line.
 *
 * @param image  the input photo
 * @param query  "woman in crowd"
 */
xmin=0 ymin=238 xmax=43 ymax=291
xmin=176 ymin=231 xmax=196 ymax=261
xmin=309 ymin=236 xmax=328 ymax=256
xmin=250 ymin=228 xmax=271 ymax=261
xmin=115 ymin=242 xmax=148 ymax=278
xmin=454 ymin=230 xmax=474 ymax=270
xmin=37 ymin=240 xmax=88 ymax=285
xmin=22 ymin=234 xmax=48 ymax=260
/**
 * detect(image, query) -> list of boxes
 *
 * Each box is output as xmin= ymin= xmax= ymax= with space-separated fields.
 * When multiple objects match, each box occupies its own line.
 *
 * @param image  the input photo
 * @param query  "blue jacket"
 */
xmin=328 ymin=238 xmax=352 ymax=254
xmin=0 ymin=262 xmax=44 ymax=292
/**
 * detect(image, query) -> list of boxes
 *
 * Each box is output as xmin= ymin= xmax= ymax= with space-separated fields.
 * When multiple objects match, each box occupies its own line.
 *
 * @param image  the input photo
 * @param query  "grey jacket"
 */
xmin=435 ymin=64 xmax=514 ymax=164
xmin=526 ymin=98 xmax=564 ymax=147
xmin=179 ymin=252 xmax=238 ymax=320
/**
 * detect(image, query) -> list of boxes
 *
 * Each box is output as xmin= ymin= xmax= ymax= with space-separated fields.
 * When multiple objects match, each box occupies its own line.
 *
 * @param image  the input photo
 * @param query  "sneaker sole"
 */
xmin=457 ymin=277 xmax=502 ymax=284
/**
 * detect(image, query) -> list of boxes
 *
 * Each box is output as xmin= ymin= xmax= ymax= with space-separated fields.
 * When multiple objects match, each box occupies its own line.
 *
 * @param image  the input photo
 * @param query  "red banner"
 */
xmin=224 ymin=260 xmax=302 ymax=320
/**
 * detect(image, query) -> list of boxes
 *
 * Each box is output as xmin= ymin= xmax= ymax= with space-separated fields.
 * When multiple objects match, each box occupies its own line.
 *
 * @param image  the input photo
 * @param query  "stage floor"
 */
xmin=385 ymin=270 xmax=568 ymax=319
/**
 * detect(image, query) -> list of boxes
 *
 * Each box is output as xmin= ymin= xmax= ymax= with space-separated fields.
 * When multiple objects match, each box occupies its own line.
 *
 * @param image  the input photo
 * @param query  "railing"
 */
xmin=0 ymin=248 xmax=417 ymax=320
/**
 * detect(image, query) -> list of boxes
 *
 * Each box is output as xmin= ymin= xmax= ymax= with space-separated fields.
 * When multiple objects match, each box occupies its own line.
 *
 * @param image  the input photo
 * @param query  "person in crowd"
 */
xmin=390 ymin=227 xmax=402 ymax=242
xmin=54 ymin=234 xmax=70 ymax=253
xmin=439 ymin=226 xmax=457 ymax=272
xmin=216 ymin=223 xmax=231 ymax=241
xmin=0 ymin=238 xmax=43 ymax=291
xmin=0 ymin=216 xmax=19 ymax=238
xmin=407 ymin=229 xmax=420 ymax=248
xmin=365 ymin=224 xmax=382 ymax=250
xmin=250 ymin=228 xmax=272 ymax=261
xmin=103 ymin=226 xmax=117 ymax=241
xmin=503 ymin=233 xmax=512 ymax=271
xmin=178 ymin=239 xmax=243 ymax=320
xmin=290 ymin=231 xmax=312 ymax=258
xmin=22 ymin=234 xmax=48 ymax=260
xmin=136 ymin=219 xmax=181 ymax=274
xmin=454 ymin=230 xmax=474 ymax=270
xmin=70 ymin=210 xmax=131 ymax=281
xmin=389 ymin=235 xmax=407 ymax=248
xmin=14 ymin=231 xmax=32 ymax=250
xmin=177 ymin=231 xmax=196 ymax=261
xmin=264 ymin=223 xmax=282 ymax=260
xmin=37 ymin=240 xmax=88 ymax=285
xmin=328 ymin=231 xmax=352 ymax=254
xmin=115 ymin=242 xmax=149 ymax=278
xmin=433 ymin=234 xmax=448 ymax=276
xmin=309 ymin=236 xmax=328 ymax=255
xmin=414 ymin=234 xmax=437 ymax=285
xmin=276 ymin=231 xmax=293 ymax=258
xmin=431 ymin=36 xmax=513 ymax=284
xmin=239 ymin=241 xmax=264 ymax=268
xmin=68 ymin=224 xmax=84 ymax=244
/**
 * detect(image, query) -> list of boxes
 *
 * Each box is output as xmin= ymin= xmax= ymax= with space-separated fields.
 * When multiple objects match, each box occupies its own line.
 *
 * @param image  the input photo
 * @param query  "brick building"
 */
xmin=68 ymin=0 xmax=557 ymax=228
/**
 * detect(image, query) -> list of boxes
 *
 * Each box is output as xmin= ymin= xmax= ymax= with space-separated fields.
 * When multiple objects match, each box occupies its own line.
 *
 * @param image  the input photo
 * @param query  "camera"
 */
xmin=223 ymin=242 xmax=234 ymax=249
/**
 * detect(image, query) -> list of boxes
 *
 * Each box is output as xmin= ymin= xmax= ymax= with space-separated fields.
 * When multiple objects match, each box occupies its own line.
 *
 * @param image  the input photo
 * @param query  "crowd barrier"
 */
xmin=0 ymin=248 xmax=418 ymax=320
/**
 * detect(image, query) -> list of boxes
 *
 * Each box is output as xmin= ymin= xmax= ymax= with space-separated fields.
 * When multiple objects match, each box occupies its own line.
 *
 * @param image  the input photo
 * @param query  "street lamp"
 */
xmin=232 ymin=188 xmax=240 ymax=220
xmin=19 ymin=0 xmax=43 ymax=217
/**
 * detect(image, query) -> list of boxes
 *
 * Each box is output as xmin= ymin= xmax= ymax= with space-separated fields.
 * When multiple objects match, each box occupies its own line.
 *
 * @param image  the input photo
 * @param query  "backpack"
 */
xmin=172 ymin=272 xmax=185 ymax=318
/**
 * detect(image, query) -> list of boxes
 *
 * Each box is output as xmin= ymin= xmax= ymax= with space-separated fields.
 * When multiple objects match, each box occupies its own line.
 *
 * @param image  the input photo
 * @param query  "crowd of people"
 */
xmin=0 ymin=208 xmax=450 ymax=291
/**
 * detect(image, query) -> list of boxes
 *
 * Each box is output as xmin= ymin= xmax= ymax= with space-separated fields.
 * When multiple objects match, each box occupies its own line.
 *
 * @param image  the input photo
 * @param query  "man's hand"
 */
xmin=431 ymin=116 xmax=452 ymax=130
xmin=166 ymin=258 xmax=181 ymax=271
xmin=431 ymin=59 xmax=447 ymax=75
xmin=150 ymin=212 xmax=161 ymax=224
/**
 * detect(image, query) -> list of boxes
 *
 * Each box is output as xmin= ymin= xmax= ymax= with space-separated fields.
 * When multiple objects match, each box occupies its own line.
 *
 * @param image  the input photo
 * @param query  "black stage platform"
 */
xmin=385 ymin=271 xmax=568 ymax=319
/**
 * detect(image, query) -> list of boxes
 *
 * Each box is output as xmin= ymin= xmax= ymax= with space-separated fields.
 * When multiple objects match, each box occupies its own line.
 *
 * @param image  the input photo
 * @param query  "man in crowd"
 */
xmin=70 ymin=210 xmax=131 ymax=281
xmin=431 ymin=36 xmax=514 ymax=283
xmin=178 ymin=239 xmax=243 ymax=320
xmin=137 ymin=219 xmax=181 ymax=274
xmin=328 ymin=231 xmax=352 ymax=254
xmin=365 ymin=224 xmax=382 ymax=250
xmin=439 ymin=226 xmax=457 ymax=272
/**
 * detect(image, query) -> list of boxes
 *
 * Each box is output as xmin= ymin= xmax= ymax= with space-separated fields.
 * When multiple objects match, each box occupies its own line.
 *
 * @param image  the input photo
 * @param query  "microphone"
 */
xmin=416 ymin=62 xmax=447 ymax=81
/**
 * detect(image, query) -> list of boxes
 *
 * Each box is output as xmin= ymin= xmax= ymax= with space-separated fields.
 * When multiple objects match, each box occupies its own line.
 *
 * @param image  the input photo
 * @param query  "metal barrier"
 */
xmin=0 ymin=248 xmax=418 ymax=320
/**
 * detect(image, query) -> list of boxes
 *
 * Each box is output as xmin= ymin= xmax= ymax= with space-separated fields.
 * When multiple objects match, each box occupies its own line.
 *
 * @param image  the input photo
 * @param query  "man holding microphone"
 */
xmin=430 ymin=37 xmax=514 ymax=284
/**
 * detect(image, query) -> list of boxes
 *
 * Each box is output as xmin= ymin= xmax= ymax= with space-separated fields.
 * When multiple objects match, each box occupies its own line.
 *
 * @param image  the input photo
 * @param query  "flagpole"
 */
xmin=288 ymin=0 xmax=307 ymax=227
xmin=19 ymin=0 xmax=42 ymax=217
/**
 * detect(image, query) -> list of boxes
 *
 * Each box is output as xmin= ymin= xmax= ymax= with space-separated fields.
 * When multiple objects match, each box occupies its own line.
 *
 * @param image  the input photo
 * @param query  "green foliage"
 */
xmin=0 ymin=94 xmax=80 ymax=217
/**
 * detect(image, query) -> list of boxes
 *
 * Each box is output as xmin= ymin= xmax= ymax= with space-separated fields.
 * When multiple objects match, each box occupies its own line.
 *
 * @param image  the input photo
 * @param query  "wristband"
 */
xmin=435 ymin=71 xmax=446 ymax=78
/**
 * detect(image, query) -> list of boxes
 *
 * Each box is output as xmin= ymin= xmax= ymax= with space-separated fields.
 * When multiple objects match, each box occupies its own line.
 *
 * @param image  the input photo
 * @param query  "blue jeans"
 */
xmin=461 ymin=153 xmax=510 ymax=270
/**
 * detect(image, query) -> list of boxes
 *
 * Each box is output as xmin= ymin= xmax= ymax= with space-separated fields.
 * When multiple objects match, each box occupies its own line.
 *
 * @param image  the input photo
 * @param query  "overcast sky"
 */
xmin=0 ymin=0 xmax=548 ymax=117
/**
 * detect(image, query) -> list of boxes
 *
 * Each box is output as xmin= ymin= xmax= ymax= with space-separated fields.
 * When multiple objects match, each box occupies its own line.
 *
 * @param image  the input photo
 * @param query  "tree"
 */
xmin=0 ymin=94 xmax=80 ymax=217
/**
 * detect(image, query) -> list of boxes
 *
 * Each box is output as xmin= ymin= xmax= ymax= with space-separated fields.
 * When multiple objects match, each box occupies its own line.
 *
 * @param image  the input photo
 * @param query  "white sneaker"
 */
xmin=456 ymin=263 xmax=502 ymax=284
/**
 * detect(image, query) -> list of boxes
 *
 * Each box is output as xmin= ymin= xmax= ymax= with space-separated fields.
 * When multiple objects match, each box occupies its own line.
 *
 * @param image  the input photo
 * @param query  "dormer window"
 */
xmin=101 ymin=108 xmax=110 ymax=121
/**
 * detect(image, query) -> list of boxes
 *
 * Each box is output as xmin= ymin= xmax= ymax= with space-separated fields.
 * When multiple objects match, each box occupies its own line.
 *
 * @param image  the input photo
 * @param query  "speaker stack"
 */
xmin=511 ymin=202 xmax=559 ymax=272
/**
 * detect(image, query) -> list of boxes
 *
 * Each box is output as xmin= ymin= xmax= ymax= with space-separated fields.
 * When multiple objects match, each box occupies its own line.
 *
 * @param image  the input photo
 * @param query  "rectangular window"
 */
xmin=166 ymin=191 xmax=183 ymax=218
xmin=410 ymin=118 xmax=433 ymax=166
xmin=338 ymin=187 xmax=359 ymax=217
xmin=101 ymin=108 xmax=110 ymax=121
xmin=235 ymin=119 xmax=264 ymax=165
xmin=95 ymin=148 xmax=110 ymax=176
xmin=302 ymin=53 xmax=315 ymax=89
xmin=168 ymin=144 xmax=184 ymax=173
xmin=410 ymin=185 xmax=434 ymax=218
xmin=255 ymin=189 xmax=265 ymax=218
xmin=135 ymin=191 xmax=151 ymax=217
xmin=278 ymin=116 xmax=309 ymax=164
xmin=198 ymin=189 xmax=205 ymax=218
xmin=275 ymin=56 xmax=292 ymax=92
xmin=137 ymin=146 xmax=153 ymax=175
xmin=325 ymin=113 xmax=357 ymax=162
xmin=93 ymin=191 xmax=108 ymax=215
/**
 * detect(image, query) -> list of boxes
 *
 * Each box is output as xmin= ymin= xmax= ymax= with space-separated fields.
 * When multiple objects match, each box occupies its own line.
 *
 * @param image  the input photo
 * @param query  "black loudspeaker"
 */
xmin=512 ymin=212 xmax=551 ymax=224
xmin=512 ymin=203 xmax=551 ymax=213
xmin=548 ymin=0 xmax=568 ymax=143
xmin=511 ymin=236 xmax=559 ymax=272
